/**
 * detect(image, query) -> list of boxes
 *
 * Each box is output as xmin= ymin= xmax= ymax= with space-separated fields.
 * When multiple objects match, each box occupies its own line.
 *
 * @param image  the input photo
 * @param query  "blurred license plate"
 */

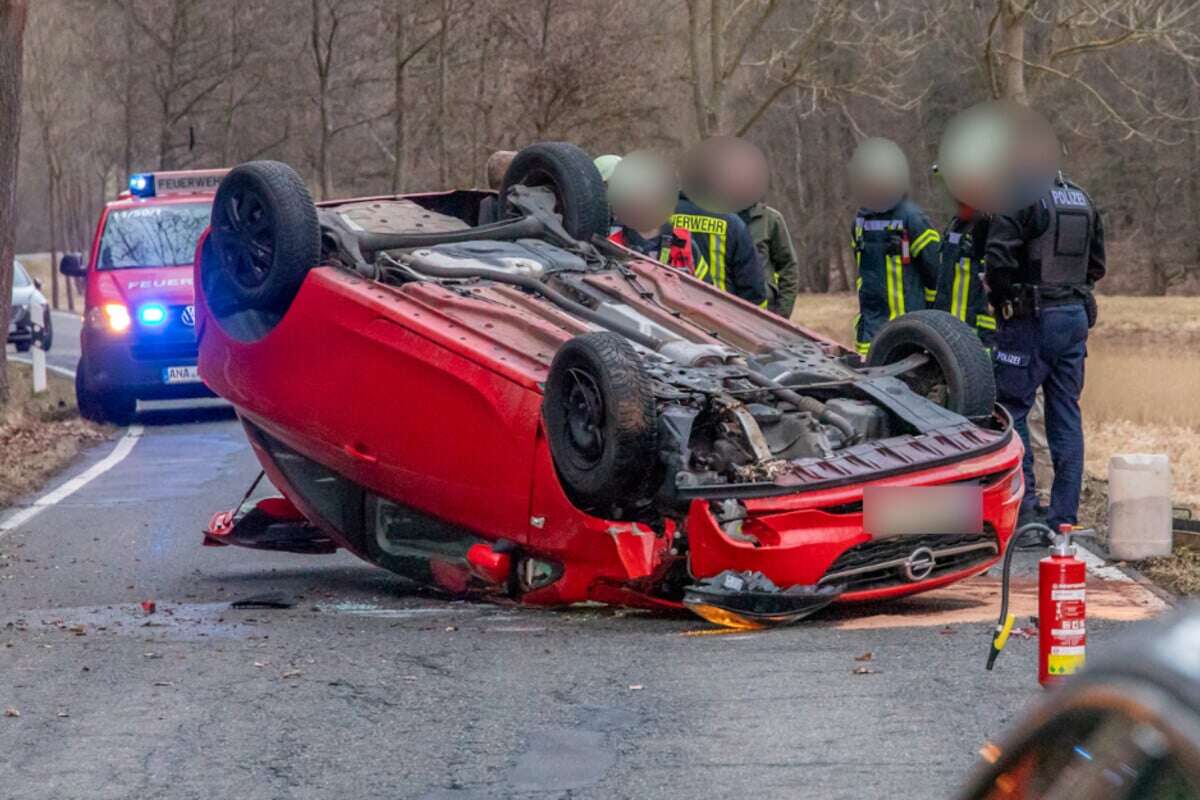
xmin=863 ymin=486 xmax=982 ymax=537
xmin=162 ymin=365 xmax=201 ymax=384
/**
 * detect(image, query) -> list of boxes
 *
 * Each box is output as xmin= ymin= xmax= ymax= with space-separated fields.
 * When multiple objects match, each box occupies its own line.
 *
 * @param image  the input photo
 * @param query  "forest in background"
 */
xmin=17 ymin=0 xmax=1200 ymax=309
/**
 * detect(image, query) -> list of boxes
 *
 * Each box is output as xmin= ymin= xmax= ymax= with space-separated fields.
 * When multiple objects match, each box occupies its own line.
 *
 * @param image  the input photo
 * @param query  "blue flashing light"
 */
xmin=129 ymin=173 xmax=155 ymax=197
xmin=139 ymin=303 xmax=168 ymax=326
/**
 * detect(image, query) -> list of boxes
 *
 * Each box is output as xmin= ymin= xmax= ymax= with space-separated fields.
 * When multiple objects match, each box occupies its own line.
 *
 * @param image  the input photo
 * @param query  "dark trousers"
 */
xmin=993 ymin=304 xmax=1089 ymax=527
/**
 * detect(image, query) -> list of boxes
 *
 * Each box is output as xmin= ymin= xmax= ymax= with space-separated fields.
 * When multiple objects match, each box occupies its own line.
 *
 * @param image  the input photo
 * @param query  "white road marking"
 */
xmin=8 ymin=354 xmax=76 ymax=378
xmin=0 ymin=425 xmax=144 ymax=534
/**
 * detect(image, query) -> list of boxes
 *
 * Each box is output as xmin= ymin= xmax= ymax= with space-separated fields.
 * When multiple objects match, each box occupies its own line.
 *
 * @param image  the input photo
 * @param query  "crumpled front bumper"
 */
xmin=685 ymin=434 xmax=1025 ymax=604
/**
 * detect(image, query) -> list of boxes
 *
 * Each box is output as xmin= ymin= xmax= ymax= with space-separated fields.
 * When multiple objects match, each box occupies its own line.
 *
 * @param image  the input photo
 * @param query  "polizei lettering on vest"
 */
xmin=1051 ymin=188 xmax=1088 ymax=207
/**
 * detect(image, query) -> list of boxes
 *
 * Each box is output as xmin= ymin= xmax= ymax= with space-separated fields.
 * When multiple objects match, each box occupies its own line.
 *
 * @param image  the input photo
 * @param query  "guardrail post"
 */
xmin=29 ymin=295 xmax=47 ymax=395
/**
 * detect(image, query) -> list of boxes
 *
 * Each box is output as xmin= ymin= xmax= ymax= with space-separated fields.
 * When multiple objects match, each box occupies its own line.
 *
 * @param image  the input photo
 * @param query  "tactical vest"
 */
xmin=1029 ymin=182 xmax=1095 ymax=293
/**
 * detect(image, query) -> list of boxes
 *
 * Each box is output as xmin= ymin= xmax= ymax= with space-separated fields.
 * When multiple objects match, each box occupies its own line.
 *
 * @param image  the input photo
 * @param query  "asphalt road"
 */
xmin=0 ymin=366 xmax=1172 ymax=799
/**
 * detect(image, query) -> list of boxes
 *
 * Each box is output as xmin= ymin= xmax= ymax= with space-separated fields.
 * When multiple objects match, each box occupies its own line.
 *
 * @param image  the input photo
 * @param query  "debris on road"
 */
xmin=231 ymin=593 xmax=294 ymax=610
xmin=4 ymin=707 xmax=19 ymax=717
xmin=854 ymin=651 xmax=874 ymax=662
xmin=851 ymin=666 xmax=877 ymax=675
xmin=141 ymin=600 xmax=156 ymax=615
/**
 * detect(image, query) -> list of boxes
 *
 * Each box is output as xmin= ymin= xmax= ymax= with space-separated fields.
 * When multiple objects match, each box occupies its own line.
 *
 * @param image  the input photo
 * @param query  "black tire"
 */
xmin=207 ymin=160 xmax=320 ymax=314
xmin=14 ymin=338 xmax=30 ymax=353
xmin=500 ymin=142 xmax=609 ymax=241
xmin=866 ymin=309 xmax=995 ymax=418
xmin=542 ymin=332 xmax=659 ymax=519
xmin=75 ymin=367 xmax=136 ymax=426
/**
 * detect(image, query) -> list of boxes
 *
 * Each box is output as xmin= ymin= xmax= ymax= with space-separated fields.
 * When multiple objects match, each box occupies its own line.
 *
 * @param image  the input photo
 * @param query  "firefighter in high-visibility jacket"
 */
xmin=850 ymin=197 xmax=941 ymax=356
xmin=932 ymin=210 xmax=996 ymax=347
xmin=673 ymin=195 xmax=766 ymax=305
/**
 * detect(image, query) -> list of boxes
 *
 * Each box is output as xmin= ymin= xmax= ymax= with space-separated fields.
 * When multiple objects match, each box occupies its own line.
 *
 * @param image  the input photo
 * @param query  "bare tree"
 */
xmin=683 ymin=0 xmax=928 ymax=138
xmin=0 ymin=0 xmax=27 ymax=406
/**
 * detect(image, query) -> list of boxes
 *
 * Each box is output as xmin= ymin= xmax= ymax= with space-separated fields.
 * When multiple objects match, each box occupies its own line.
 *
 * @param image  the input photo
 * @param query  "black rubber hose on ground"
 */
xmin=986 ymin=522 xmax=1054 ymax=671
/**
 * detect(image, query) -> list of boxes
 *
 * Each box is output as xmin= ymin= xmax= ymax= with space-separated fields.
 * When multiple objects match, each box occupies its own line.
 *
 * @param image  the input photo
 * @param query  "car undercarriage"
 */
xmin=196 ymin=143 xmax=1023 ymax=627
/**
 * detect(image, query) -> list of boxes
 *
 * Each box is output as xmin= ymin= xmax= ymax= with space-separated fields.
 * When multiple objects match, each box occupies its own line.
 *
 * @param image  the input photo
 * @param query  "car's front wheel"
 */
xmin=75 ymin=366 xmax=136 ymax=426
xmin=542 ymin=332 xmax=660 ymax=520
xmin=866 ymin=309 xmax=995 ymax=418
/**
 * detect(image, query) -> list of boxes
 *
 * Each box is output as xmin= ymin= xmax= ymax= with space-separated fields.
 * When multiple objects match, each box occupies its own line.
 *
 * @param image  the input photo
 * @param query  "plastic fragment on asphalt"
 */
xmin=979 ymin=742 xmax=1002 ymax=763
xmin=4 ymin=708 xmax=19 ymax=717
xmin=141 ymin=600 xmax=156 ymax=615
xmin=854 ymin=652 xmax=874 ymax=661
xmin=231 ymin=593 xmax=294 ymax=610
xmin=851 ymin=666 xmax=877 ymax=675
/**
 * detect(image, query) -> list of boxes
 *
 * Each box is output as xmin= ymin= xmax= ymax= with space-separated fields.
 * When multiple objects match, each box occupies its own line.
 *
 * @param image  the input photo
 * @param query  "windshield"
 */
xmin=12 ymin=260 xmax=30 ymax=287
xmin=96 ymin=202 xmax=211 ymax=270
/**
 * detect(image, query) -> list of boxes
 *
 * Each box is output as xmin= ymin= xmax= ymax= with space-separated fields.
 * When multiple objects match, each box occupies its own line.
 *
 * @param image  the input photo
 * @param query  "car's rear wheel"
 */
xmin=500 ymin=142 xmax=609 ymax=242
xmin=75 ymin=366 xmax=136 ymax=426
xmin=206 ymin=160 xmax=320 ymax=316
xmin=542 ymin=332 xmax=659 ymax=520
xmin=866 ymin=309 xmax=995 ymax=418
xmin=14 ymin=338 xmax=30 ymax=353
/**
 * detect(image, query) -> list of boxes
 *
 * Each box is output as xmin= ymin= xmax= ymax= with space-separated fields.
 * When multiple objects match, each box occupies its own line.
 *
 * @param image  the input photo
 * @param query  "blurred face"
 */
xmin=680 ymin=136 xmax=768 ymax=214
xmin=848 ymin=138 xmax=910 ymax=213
xmin=608 ymin=151 xmax=679 ymax=232
xmin=938 ymin=101 xmax=1059 ymax=214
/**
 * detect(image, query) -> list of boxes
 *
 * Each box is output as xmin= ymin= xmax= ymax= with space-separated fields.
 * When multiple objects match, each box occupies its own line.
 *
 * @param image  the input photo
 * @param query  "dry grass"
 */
xmin=0 ymin=362 xmax=107 ymax=509
xmin=1142 ymin=544 xmax=1200 ymax=597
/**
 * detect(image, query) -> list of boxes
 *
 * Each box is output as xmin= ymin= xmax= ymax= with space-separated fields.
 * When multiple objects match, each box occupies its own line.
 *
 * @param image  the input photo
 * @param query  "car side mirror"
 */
xmin=33 ymin=277 xmax=42 ymax=290
xmin=59 ymin=252 xmax=85 ymax=277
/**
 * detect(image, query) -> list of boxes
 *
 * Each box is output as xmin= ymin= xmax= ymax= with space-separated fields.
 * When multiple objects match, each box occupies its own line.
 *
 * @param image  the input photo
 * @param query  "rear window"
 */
xmin=96 ymin=202 xmax=211 ymax=270
xmin=12 ymin=261 xmax=30 ymax=287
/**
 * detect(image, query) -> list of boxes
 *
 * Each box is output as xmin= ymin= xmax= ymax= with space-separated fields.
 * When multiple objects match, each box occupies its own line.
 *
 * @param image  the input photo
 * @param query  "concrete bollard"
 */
xmin=1107 ymin=454 xmax=1172 ymax=560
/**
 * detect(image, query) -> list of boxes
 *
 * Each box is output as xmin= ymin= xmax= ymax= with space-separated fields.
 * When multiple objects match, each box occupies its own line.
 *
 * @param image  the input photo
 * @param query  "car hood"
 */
xmin=10 ymin=283 xmax=42 ymax=308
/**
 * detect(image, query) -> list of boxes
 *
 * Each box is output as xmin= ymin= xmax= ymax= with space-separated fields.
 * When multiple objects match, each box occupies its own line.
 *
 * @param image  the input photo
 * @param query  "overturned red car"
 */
xmin=195 ymin=142 xmax=1023 ymax=627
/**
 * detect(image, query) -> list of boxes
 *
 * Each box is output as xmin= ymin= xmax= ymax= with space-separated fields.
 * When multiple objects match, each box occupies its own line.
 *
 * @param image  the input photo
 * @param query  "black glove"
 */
xmin=985 ymin=268 xmax=1016 ymax=313
xmin=1084 ymin=290 xmax=1098 ymax=328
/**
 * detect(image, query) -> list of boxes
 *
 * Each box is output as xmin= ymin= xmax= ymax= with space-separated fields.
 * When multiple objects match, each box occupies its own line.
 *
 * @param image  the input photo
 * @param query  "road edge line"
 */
xmin=0 ymin=425 xmax=144 ymax=534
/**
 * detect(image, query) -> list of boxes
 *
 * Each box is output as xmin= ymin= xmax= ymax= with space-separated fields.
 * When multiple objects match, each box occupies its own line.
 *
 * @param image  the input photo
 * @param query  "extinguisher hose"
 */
xmin=986 ymin=522 xmax=1054 ymax=671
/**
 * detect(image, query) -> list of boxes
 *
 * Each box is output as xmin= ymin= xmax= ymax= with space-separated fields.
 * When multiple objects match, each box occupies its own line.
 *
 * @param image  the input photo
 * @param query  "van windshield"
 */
xmin=12 ymin=261 xmax=30 ymax=287
xmin=96 ymin=202 xmax=211 ymax=270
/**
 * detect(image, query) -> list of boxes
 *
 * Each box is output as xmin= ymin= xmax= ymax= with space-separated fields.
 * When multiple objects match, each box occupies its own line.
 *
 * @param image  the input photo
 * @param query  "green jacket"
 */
xmin=742 ymin=202 xmax=799 ymax=317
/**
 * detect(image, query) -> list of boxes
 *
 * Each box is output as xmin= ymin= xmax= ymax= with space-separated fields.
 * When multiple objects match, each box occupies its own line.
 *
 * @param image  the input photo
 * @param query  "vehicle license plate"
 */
xmin=863 ymin=485 xmax=983 ymax=537
xmin=162 ymin=365 xmax=202 ymax=384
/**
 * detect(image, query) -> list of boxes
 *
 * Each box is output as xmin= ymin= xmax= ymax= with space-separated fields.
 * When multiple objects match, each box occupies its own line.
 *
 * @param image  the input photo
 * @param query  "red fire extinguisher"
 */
xmin=1039 ymin=524 xmax=1088 ymax=686
xmin=987 ymin=522 xmax=1093 ymax=685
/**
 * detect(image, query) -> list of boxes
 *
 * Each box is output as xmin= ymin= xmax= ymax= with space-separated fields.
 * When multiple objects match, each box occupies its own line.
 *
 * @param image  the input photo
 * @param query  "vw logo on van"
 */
xmin=180 ymin=305 xmax=196 ymax=327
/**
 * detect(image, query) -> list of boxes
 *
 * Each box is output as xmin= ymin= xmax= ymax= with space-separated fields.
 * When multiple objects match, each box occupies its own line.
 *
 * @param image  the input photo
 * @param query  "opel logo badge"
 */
xmin=180 ymin=305 xmax=196 ymax=327
xmin=902 ymin=547 xmax=937 ymax=582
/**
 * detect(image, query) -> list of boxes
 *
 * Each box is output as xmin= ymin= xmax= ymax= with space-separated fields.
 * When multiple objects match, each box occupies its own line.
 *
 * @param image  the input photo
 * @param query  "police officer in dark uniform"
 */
xmin=985 ymin=173 xmax=1105 ymax=527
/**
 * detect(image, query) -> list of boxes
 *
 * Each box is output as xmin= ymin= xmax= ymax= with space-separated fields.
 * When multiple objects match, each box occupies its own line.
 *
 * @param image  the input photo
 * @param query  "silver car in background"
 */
xmin=8 ymin=260 xmax=52 ymax=352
